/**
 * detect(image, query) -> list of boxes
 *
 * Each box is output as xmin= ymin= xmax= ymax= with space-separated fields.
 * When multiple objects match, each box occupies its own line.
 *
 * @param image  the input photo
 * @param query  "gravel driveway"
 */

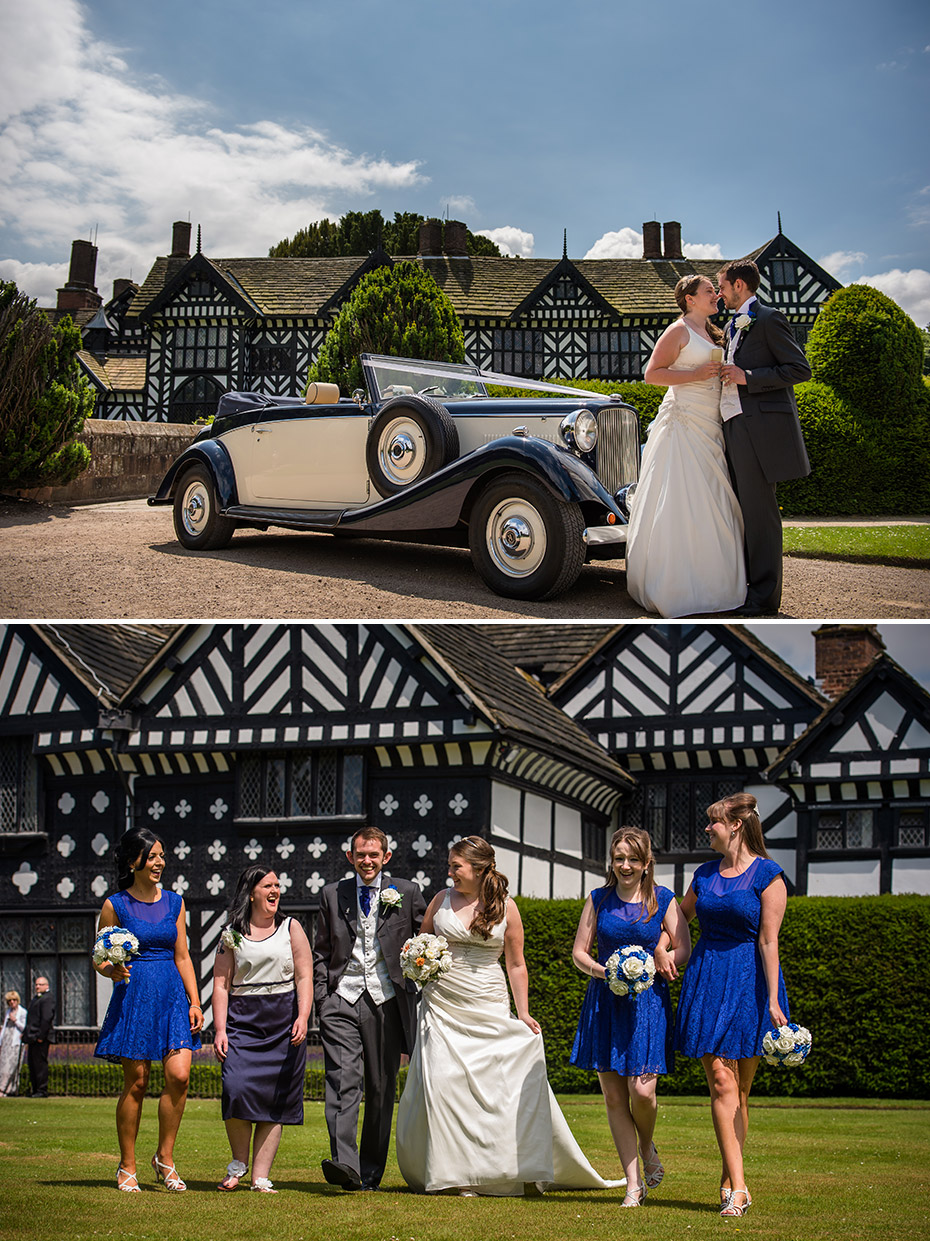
xmin=1 ymin=498 xmax=928 ymax=620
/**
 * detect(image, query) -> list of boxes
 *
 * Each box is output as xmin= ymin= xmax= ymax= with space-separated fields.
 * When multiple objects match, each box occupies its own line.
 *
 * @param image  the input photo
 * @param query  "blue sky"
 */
xmin=746 ymin=622 xmax=930 ymax=690
xmin=1 ymin=0 xmax=928 ymax=323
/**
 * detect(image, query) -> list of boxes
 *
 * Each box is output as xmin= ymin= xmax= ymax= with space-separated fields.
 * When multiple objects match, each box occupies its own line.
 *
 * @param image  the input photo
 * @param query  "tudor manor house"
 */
xmin=48 ymin=217 xmax=841 ymax=421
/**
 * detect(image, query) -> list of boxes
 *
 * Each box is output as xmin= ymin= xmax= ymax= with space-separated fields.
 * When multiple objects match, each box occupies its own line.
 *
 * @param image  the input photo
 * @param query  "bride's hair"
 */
xmin=707 ymin=792 xmax=770 ymax=858
xmin=602 ymin=826 xmax=658 ymax=920
xmin=675 ymin=274 xmax=724 ymax=345
xmin=449 ymin=836 xmax=509 ymax=939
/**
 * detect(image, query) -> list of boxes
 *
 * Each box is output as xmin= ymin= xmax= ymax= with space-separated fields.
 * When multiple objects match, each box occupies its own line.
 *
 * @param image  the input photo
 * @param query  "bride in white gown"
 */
xmin=395 ymin=836 xmax=622 ymax=1197
xmin=625 ymin=274 xmax=747 ymax=618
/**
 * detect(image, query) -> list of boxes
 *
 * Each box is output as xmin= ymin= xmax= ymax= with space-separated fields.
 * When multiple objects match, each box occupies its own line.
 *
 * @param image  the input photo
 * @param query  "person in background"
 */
xmin=0 ymin=990 xmax=27 ymax=1096
xmin=24 ymin=976 xmax=55 ymax=1098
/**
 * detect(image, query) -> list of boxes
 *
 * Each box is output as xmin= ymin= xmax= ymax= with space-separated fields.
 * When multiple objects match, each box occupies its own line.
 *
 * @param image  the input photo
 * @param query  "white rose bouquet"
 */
xmin=605 ymin=945 xmax=655 ymax=999
xmin=92 ymin=926 xmax=140 ymax=980
xmin=762 ymin=1022 xmax=812 ymax=1067
xmin=400 ymin=933 xmax=452 ymax=984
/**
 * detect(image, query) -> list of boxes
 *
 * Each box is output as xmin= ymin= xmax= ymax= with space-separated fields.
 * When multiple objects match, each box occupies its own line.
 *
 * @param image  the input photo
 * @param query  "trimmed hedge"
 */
xmin=516 ymin=894 xmax=930 ymax=1099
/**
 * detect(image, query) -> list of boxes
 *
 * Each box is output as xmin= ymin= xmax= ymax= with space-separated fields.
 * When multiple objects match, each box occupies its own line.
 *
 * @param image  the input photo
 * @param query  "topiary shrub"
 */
xmin=307 ymin=262 xmax=465 ymax=394
xmin=0 ymin=281 xmax=94 ymax=490
xmin=807 ymin=284 xmax=924 ymax=422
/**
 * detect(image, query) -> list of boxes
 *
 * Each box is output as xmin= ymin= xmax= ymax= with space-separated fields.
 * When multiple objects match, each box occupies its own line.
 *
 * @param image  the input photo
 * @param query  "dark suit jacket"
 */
xmin=313 ymin=875 xmax=426 ymax=1054
xmin=25 ymin=993 xmax=55 ymax=1043
xmin=732 ymin=300 xmax=812 ymax=483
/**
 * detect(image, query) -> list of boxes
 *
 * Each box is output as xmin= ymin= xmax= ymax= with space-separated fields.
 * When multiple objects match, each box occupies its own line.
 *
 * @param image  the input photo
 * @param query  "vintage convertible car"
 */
xmin=149 ymin=354 xmax=641 ymax=600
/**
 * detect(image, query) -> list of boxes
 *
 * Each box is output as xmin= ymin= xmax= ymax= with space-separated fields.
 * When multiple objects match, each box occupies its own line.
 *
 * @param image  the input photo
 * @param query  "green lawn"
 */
xmin=1 ymin=1095 xmax=928 ymax=1241
xmin=782 ymin=524 xmax=930 ymax=566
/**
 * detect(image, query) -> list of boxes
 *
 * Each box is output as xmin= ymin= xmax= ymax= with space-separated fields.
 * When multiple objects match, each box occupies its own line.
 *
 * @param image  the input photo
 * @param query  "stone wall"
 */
xmin=13 ymin=420 xmax=200 ymax=505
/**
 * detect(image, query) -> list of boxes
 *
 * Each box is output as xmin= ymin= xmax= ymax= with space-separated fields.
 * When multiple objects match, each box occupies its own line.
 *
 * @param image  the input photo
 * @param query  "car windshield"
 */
xmin=363 ymin=355 xmax=488 ymax=402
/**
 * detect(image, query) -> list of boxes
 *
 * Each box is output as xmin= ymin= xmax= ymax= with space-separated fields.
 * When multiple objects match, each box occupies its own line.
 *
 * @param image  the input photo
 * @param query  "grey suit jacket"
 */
xmin=313 ymin=875 xmax=426 ymax=1053
xmin=731 ymin=300 xmax=812 ymax=483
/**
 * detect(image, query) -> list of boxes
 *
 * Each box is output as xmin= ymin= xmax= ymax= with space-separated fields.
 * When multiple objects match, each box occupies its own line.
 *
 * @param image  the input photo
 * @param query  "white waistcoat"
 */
xmin=335 ymin=896 xmax=396 ymax=1006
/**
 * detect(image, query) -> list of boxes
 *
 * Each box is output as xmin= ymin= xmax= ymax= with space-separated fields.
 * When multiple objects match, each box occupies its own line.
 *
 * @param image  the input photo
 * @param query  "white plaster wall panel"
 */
xmin=807 ymin=859 xmax=880 ymax=896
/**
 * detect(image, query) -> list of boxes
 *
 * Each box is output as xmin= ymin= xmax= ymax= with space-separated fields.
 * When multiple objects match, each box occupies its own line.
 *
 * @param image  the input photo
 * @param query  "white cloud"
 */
xmin=682 ymin=241 xmax=724 ymax=260
xmin=819 ymin=250 xmax=868 ymax=280
xmin=584 ymin=228 xmax=643 ymax=259
xmin=856 ymin=269 xmax=930 ymax=327
xmin=0 ymin=258 xmax=66 ymax=305
xmin=477 ymin=226 xmax=534 ymax=258
xmin=441 ymin=196 xmax=477 ymax=217
xmin=0 ymin=0 xmax=426 ymax=302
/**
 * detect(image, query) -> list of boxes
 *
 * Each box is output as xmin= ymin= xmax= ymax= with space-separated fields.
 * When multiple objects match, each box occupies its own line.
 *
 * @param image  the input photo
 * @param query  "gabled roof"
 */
xmin=36 ymin=624 xmax=180 ymax=705
xmin=475 ymin=624 xmax=616 ymax=685
xmin=77 ymin=352 xmax=147 ymax=392
xmin=134 ymin=252 xmax=262 ymax=321
xmin=511 ymin=255 xmax=618 ymax=319
xmin=743 ymin=232 xmax=842 ymax=295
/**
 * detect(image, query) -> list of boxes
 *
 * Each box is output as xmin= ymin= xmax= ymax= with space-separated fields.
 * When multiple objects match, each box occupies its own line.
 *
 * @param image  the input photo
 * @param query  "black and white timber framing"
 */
xmin=2 ymin=621 xmax=927 ymax=1032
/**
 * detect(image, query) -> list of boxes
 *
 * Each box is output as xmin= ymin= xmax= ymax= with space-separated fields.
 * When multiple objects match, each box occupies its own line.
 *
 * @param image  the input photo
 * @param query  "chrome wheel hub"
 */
xmin=181 ymin=485 xmax=208 ymax=535
xmin=377 ymin=417 xmax=426 ymax=486
xmin=487 ymin=498 xmax=547 ymax=577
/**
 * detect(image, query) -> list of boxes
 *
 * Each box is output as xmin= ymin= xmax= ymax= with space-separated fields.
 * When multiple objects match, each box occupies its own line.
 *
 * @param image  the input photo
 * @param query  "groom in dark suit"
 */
xmin=718 ymin=260 xmax=811 ymax=615
xmin=313 ymin=825 xmax=426 ymax=1190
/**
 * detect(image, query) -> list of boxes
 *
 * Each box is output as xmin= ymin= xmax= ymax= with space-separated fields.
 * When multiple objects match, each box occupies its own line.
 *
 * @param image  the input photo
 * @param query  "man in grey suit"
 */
xmin=718 ymin=260 xmax=811 ymax=615
xmin=313 ymin=825 xmax=426 ymax=1190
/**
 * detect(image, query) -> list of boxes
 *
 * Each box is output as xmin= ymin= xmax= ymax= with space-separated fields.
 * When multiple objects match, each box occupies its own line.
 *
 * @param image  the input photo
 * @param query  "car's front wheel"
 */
xmin=468 ymin=472 xmax=586 ymax=600
xmin=366 ymin=395 xmax=459 ymax=497
xmin=173 ymin=465 xmax=236 ymax=550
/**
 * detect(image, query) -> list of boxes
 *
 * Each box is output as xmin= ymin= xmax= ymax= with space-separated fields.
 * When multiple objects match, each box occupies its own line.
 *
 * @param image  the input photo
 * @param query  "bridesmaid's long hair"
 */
xmin=449 ymin=836 xmax=509 ymax=940
xmin=602 ymin=826 xmax=659 ymax=920
xmin=115 ymin=827 xmax=165 ymax=890
xmin=707 ymin=792 xmax=770 ymax=858
xmin=675 ymin=274 xmax=724 ymax=345
xmin=227 ymin=865 xmax=286 ymax=938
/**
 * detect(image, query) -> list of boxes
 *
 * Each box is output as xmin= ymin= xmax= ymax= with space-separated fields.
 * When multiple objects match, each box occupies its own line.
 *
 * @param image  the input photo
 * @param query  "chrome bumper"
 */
xmin=583 ymin=525 xmax=628 ymax=547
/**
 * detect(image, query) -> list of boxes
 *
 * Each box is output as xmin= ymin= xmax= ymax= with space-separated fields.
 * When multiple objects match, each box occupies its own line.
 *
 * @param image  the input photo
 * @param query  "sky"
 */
xmin=0 ymin=0 xmax=928 ymax=324
xmin=745 ymin=621 xmax=930 ymax=690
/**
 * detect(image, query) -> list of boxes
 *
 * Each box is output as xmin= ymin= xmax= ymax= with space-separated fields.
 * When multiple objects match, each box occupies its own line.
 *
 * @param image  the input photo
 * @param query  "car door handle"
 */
xmin=253 ymin=427 xmax=272 ymax=434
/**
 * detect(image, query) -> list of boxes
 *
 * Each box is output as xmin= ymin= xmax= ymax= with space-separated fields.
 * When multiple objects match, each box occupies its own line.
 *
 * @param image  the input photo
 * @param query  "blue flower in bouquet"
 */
xmin=605 ymin=944 xmax=655 ymax=999
xmin=92 ymin=926 xmax=140 ymax=980
xmin=762 ymin=1022 xmax=812 ymax=1067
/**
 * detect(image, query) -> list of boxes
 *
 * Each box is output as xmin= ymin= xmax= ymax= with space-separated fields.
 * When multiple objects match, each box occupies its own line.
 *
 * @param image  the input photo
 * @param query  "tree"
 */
xmin=308 ymin=262 xmax=465 ymax=393
xmin=269 ymin=210 xmax=501 ymax=258
xmin=0 ymin=282 xmax=93 ymax=490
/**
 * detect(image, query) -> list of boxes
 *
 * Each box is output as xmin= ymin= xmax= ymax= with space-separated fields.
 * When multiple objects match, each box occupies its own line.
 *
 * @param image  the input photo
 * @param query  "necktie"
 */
xmin=360 ymin=886 xmax=372 ymax=916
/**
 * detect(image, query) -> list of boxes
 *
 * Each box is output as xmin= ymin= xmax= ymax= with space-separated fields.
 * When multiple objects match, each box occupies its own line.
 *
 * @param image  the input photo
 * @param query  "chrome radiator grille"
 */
xmin=595 ymin=406 xmax=641 ymax=495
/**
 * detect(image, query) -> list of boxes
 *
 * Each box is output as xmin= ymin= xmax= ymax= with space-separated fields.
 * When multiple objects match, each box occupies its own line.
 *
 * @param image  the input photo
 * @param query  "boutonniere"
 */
xmin=734 ymin=309 xmax=756 ymax=334
xmin=220 ymin=925 xmax=242 ymax=951
xmin=380 ymin=886 xmax=403 ymax=909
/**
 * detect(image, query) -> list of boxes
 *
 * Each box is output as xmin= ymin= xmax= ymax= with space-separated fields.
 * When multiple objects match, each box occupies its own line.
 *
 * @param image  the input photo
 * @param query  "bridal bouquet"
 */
xmin=92 ymin=926 xmax=140 ymax=979
xmin=605 ymin=945 xmax=655 ymax=998
xmin=762 ymin=1022 xmax=812 ymax=1067
xmin=400 ymin=933 xmax=452 ymax=983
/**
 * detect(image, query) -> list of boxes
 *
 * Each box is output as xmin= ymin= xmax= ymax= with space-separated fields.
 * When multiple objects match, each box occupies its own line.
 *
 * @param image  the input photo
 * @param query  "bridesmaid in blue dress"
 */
xmin=94 ymin=827 xmax=203 ymax=1192
xmin=661 ymin=793 xmax=789 ymax=1219
xmin=570 ymin=827 xmax=690 ymax=1206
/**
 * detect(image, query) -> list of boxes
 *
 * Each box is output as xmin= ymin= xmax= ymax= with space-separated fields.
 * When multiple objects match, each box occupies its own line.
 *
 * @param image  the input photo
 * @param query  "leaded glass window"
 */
xmin=0 ymin=738 xmax=38 ymax=834
xmin=237 ymin=750 xmax=365 ymax=821
xmin=588 ymin=329 xmax=642 ymax=379
xmin=0 ymin=914 xmax=95 ymax=1027
xmin=628 ymin=776 xmax=743 ymax=854
xmin=493 ymin=329 xmax=544 ymax=377
xmin=169 ymin=374 xmax=225 ymax=424
xmin=171 ymin=324 xmax=230 ymax=372
xmin=898 ymin=810 xmax=928 ymax=847
xmin=814 ymin=808 xmax=874 ymax=850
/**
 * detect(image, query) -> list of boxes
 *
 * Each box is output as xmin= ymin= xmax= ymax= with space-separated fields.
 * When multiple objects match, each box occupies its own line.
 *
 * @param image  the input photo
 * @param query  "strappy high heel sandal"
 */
xmin=251 ymin=1177 xmax=277 ymax=1193
xmin=621 ymin=1184 xmax=647 ymax=1207
xmin=116 ymin=1164 xmax=141 ymax=1192
xmin=720 ymin=1188 xmax=751 ymax=1216
xmin=152 ymin=1154 xmax=187 ymax=1191
xmin=218 ymin=1159 xmax=248 ymax=1191
xmin=642 ymin=1143 xmax=665 ymax=1188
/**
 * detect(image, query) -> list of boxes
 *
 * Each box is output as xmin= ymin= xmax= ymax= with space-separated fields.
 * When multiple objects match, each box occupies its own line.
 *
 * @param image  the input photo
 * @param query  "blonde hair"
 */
xmin=448 ymin=836 xmax=509 ymax=940
xmin=707 ymin=792 xmax=770 ymax=858
xmin=4 ymin=990 xmax=20 ymax=1006
xmin=603 ymin=826 xmax=658 ymax=920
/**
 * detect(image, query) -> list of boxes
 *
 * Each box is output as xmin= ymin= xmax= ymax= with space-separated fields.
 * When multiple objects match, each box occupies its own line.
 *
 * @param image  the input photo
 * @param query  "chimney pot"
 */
xmin=642 ymin=221 xmax=662 ymax=260
xmin=112 ymin=278 xmax=133 ymax=300
xmin=57 ymin=238 xmax=102 ymax=311
xmin=443 ymin=219 xmax=468 ymax=258
xmin=418 ymin=219 xmax=443 ymax=257
xmin=662 ymin=221 xmax=683 ymax=260
xmin=814 ymin=625 xmax=886 ymax=699
xmin=171 ymin=221 xmax=192 ymax=259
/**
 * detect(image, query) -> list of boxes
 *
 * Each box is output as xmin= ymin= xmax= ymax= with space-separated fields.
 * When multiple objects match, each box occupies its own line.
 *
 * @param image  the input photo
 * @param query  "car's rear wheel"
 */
xmin=173 ymin=465 xmax=236 ymax=550
xmin=468 ymin=472 xmax=586 ymax=600
xmin=366 ymin=395 xmax=459 ymax=497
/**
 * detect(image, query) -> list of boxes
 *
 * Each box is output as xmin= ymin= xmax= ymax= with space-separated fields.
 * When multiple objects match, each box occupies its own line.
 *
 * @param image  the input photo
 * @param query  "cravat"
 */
xmin=360 ymin=886 xmax=372 ymax=916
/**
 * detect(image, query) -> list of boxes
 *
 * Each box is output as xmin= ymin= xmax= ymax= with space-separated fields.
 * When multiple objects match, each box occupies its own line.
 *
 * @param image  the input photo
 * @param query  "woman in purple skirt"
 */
xmin=213 ymin=866 xmax=313 ymax=1193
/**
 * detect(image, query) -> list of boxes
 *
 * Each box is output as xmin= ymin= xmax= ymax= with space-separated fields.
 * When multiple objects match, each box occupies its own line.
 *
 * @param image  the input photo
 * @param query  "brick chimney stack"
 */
xmin=56 ymin=238 xmax=103 ymax=312
xmin=662 ymin=221 xmax=683 ymax=260
xmin=642 ymin=221 xmax=662 ymax=260
xmin=814 ymin=625 xmax=886 ymax=699
xmin=418 ymin=219 xmax=443 ymax=257
xmin=171 ymin=221 xmax=192 ymax=258
xmin=443 ymin=219 xmax=468 ymax=257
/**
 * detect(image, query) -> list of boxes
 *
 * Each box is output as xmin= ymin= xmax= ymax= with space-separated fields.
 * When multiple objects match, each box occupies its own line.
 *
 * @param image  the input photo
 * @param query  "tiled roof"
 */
xmin=475 ymin=624 xmax=616 ymax=686
xmin=38 ymin=624 xmax=180 ymax=704
xmin=412 ymin=623 xmax=633 ymax=790
xmin=78 ymin=352 xmax=147 ymax=391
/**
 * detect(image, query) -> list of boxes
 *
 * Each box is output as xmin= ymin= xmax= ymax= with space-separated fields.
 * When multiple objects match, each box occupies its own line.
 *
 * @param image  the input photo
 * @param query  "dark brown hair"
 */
xmin=707 ymin=792 xmax=770 ymax=858
xmin=603 ymin=826 xmax=658 ymax=919
xmin=716 ymin=260 xmax=761 ymax=293
xmin=674 ymin=274 xmax=724 ymax=345
xmin=448 ymin=835 xmax=509 ymax=940
xmin=350 ymin=825 xmax=390 ymax=855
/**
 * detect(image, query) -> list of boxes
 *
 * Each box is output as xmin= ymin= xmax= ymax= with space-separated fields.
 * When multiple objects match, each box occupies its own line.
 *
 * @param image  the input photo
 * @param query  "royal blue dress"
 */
xmin=675 ymin=857 xmax=789 ymax=1061
xmin=95 ymin=889 xmax=201 ymax=1061
xmin=570 ymin=886 xmax=675 ymax=1075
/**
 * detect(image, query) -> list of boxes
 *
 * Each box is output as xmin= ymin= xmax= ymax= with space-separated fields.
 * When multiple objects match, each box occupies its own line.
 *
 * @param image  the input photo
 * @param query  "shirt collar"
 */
xmin=356 ymin=873 xmax=382 ymax=894
xmin=736 ymin=295 xmax=756 ymax=316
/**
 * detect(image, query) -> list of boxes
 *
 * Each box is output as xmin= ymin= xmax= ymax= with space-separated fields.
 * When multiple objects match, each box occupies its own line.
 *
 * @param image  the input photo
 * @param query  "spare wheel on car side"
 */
xmin=366 ymin=394 xmax=459 ymax=497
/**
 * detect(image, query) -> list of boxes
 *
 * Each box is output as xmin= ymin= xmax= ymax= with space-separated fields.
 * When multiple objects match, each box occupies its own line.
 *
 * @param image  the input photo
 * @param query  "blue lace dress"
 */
xmin=95 ymin=889 xmax=201 ymax=1061
xmin=675 ymin=857 xmax=789 ymax=1060
xmin=570 ymin=886 xmax=675 ymax=1075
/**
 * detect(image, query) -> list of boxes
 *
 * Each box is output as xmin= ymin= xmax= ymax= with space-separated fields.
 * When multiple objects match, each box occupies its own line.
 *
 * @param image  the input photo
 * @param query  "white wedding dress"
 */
xmin=625 ymin=326 xmax=746 ymax=617
xmin=395 ymin=894 xmax=621 ymax=1196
